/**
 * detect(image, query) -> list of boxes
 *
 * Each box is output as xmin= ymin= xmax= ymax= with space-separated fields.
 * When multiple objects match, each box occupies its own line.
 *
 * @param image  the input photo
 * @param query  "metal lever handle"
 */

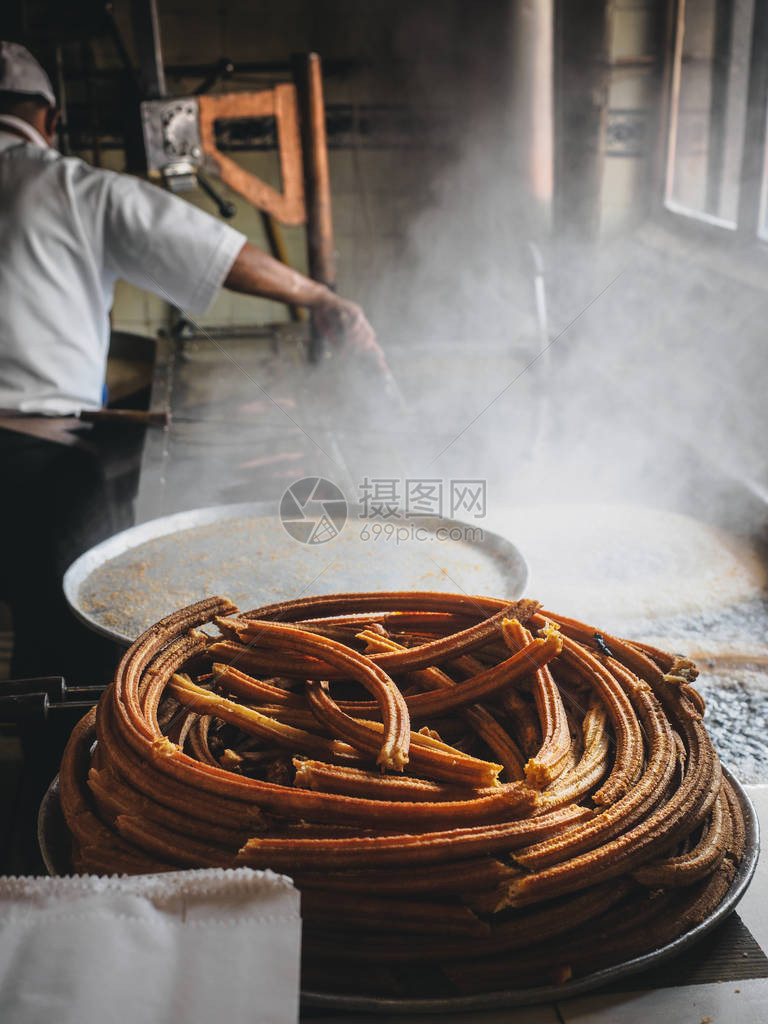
xmin=0 ymin=693 xmax=104 ymax=724
xmin=194 ymin=58 xmax=234 ymax=95
xmin=196 ymin=171 xmax=236 ymax=218
xmin=0 ymin=676 xmax=65 ymax=701
xmin=0 ymin=677 xmax=107 ymax=723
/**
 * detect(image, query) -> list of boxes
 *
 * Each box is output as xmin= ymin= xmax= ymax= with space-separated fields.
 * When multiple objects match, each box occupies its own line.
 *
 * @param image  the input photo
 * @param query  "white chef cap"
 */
xmin=0 ymin=41 xmax=56 ymax=107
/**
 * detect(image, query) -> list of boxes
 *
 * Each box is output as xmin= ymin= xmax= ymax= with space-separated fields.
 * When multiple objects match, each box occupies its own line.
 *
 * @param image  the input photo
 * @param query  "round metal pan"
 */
xmin=63 ymin=501 xmax=529 ymax=644
xmin=39 ymin=768 xmax=759 ymax=1014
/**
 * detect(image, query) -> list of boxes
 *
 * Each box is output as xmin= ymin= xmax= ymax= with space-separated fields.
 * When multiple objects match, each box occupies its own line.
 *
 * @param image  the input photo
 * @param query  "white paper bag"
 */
xmin=0 ymin=868 xmax=301 ymax=1024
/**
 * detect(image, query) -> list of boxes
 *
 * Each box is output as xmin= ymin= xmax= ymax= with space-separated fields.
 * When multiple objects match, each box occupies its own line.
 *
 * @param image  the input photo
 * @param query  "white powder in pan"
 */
xmin=495 ymin=502 xmax=768 ymax=657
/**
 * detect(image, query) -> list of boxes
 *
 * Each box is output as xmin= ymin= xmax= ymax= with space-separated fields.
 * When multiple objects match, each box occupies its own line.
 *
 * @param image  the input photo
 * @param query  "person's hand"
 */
xmin=312 ymin=294 xmax=386 ymax=370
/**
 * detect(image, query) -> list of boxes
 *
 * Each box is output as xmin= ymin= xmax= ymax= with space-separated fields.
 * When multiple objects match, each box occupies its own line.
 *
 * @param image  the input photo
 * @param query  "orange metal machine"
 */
xmin=141 ymin=53 xmax=335 ymax=349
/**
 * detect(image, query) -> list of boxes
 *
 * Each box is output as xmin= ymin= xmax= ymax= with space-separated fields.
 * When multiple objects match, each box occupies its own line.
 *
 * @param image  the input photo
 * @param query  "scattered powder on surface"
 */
xmin=77 ymin=513 xmax=524 ymax=643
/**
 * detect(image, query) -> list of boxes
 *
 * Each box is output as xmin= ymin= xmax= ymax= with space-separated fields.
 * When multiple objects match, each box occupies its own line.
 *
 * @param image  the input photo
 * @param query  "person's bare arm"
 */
xmin=224 ymin=242 xmax=383 ymax=366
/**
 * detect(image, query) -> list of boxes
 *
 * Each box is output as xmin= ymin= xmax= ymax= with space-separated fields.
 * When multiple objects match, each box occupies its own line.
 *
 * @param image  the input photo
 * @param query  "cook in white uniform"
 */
xmin=0 ymin=42 xmax=379 ymax=681
xmin=0 ymin=42 xmax=379 ymax=417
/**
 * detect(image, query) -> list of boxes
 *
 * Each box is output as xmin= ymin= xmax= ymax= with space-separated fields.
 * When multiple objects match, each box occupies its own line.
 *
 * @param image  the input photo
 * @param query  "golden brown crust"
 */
xmin=56 ymin=591 xmax=739 ymax=999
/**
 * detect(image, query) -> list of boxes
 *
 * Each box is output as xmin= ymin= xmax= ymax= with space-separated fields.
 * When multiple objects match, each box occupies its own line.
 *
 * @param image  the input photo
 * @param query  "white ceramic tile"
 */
xmin=738 ymin=784 xmax=768 ymax=954
xmin=558 ymin=978 xmax=768 ymax=1024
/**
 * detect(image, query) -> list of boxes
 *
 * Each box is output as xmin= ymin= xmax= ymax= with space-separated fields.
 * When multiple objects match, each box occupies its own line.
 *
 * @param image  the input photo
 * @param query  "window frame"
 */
xmin=660 ymin=0 xmax=768 ymax=243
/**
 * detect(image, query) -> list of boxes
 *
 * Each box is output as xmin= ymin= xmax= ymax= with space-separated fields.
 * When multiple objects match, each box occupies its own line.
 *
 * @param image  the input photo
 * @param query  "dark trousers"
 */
xmin=0 ymin=428 xmax=125 ymax=683
xmin=0 ymin=426 xmax=140 ymax=872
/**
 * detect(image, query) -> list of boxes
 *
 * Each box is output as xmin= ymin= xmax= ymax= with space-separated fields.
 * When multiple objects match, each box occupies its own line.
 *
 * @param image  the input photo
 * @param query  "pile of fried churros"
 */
xmin=59 ymin=592 xmax=745 ymax=996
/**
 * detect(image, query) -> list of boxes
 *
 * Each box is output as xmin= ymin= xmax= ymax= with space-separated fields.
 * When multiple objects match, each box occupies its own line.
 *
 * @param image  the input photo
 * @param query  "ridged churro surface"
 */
xmin=58 ymin=592 xmax=746 ymax=998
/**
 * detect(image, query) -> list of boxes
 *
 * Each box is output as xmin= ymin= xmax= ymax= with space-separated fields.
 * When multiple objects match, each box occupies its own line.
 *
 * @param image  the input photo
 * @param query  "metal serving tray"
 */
xmin=39 ymin=768 xmax=759 ymax=1014
xmin=63 ymin=501 xmax=529 ymax=644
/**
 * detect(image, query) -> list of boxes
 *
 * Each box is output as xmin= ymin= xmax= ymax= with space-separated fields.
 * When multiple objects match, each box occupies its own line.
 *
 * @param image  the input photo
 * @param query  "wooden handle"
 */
xmin=79 ymin=409 xmax=169 ymax=428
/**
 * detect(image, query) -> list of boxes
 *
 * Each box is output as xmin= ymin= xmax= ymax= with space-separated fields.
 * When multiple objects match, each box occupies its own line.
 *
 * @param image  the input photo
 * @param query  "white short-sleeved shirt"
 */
xmin=0 ymin=124 xmax=246 ymax=414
